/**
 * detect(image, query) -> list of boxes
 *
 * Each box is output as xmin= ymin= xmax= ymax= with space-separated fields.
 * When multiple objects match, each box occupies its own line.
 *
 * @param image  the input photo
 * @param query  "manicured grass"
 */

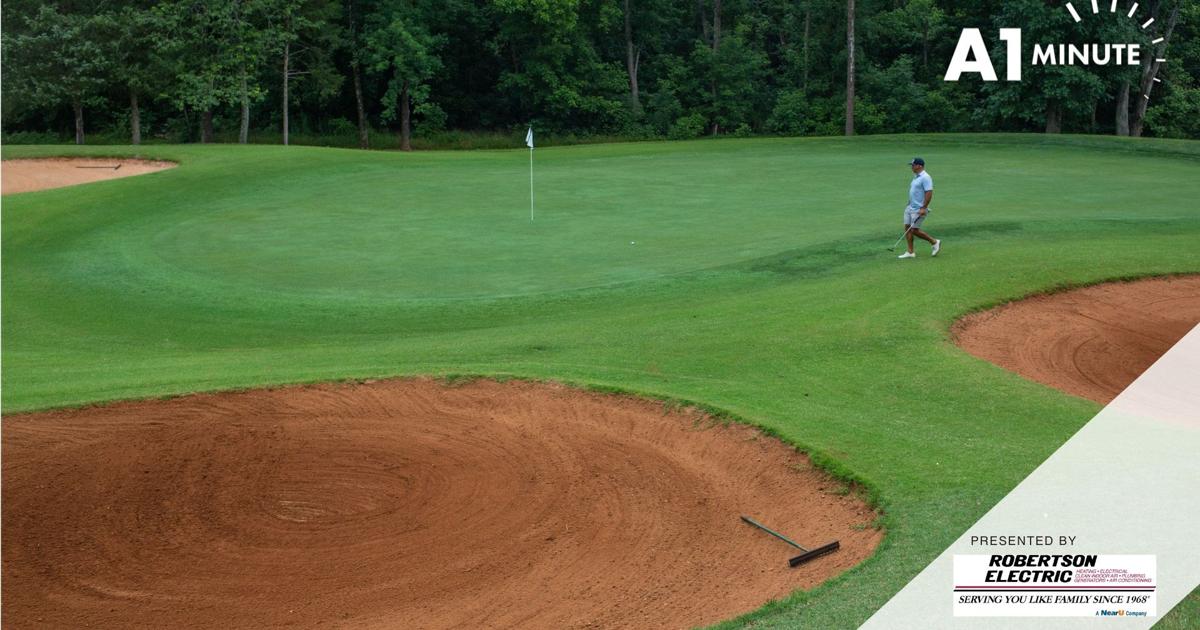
xmin=3 ymin=134 xmax=1199 ymax=627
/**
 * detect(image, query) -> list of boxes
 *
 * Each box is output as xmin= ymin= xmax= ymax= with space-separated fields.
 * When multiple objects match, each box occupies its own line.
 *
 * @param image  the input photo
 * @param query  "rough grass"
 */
xmin=3 ymin=134 xmax=1198 ymax=627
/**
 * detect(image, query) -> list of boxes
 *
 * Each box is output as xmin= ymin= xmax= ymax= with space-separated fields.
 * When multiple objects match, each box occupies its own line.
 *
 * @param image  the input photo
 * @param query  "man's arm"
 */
xmin=920 ymin=190 xmax=933 ymax=214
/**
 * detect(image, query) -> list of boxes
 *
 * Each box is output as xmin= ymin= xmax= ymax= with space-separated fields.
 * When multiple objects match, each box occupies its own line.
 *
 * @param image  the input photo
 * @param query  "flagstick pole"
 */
xmin=529 ymin=146 xmax=534 ymax=223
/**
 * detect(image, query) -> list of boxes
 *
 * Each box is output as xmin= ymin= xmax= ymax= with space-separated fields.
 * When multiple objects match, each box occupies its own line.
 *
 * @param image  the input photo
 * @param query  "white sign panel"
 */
xmin=954 ymin=554 xmax=1156 ymax=617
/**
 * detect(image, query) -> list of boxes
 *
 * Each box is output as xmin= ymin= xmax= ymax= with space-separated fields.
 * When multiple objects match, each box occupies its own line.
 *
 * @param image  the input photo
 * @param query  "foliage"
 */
xmin=365 ymin=0 xmax=443 ymax=123
xmin=2 ymin=0 xmax=1198 ymax=142
xmin=2 ymin=7 xmax=113 ymax=118
xmin=767 ymin=89 xmax=837 ymax=136
xmin=667 ymin=112 xmax=705 ymax=139
xmin=155 ymin=0 xmax=243 ymax=117
xmin=413 ymin=101 xmax=448 ymax=134
xmin=270 ymin=0 xmax=344 ymax=107
xmin=687 ymin=24 xmax=771 ymax=134
xmin=1144 ymin=84 xmax=1200 ymax=138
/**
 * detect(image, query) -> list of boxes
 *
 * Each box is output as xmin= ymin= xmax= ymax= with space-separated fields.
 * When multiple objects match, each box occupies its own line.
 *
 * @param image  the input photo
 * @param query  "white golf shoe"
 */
xmin=931 ymin=240 xmax=941 ymax=256
xmin=897 ymin=252 xmax=916 ymax=259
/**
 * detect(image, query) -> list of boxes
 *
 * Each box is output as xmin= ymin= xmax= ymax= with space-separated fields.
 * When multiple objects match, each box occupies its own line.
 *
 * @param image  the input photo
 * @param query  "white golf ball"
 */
xmin=630 ymin=241 xmax=636 ymax=245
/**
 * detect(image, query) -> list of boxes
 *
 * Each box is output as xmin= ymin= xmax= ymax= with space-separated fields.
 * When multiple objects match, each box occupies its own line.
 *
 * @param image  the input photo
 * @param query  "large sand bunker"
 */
xmin=1 ymin=158 xmax=175 ymax=195
xmin=2 ymin=378 xmax=880 ymax=629
xmin=954 ymin=275 xmax=1200 ymax=404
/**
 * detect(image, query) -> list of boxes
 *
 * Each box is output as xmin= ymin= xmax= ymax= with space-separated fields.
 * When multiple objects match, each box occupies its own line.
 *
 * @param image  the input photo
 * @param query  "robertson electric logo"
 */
xmin=954 ymin=554 xmax=1157 ymax=617
xmin=945 ymin=0 xmax=1168 ymax=100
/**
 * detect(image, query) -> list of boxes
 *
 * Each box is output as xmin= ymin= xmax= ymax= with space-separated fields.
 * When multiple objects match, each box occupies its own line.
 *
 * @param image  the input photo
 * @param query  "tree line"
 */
xmin=3 ymin=0 xmax=1197 ymax=148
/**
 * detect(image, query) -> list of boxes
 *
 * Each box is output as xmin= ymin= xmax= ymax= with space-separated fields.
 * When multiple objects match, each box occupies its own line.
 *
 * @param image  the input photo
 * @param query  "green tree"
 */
xmin=1129 ymin=0 xmax=1181 ymax=136
xmin=366 ymin=0 xmax=443 ymax=150
xmin=3 ymin=7 xmax=113 ymax=144
xmin=767 ymin=89 xmax=838 ymax=135
xmin=845 ymin=0 xmax=855 ymax=135
xmin=1142 ymin=0 xmax=1200 ymax=137
xmin=490 ymin=0 xmax=627 ymax=133
xmin=267 ymin=0 xmax=343 ymax=145
xmin=981 ymin=0 xmax=1105 ymax=133
xmin=344 ymin=0 xmax=373 ymax=148
xmin=863 ymin=0 xmax=946 ymax=75
xmin=157 ymin=0 xmax=242 ymax=142
xmin=1144 ymin=81 xmax=1200 ymax=138
xmin=111 ymin=5 xmax=171 ymax=145
xmin=687 ymin=24 xmax=769 ymax=134
xmin=226 ymin=0 xmax=271 ymax=144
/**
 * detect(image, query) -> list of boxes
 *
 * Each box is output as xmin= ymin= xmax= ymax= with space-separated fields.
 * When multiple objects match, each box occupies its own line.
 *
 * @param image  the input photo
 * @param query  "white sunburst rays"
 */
xmin=1061 ymin=1 xmax=1166 ymax=52
xmin=1065 ymin=0 xmax=1162 ymax=23
xmin=1062 ymin=1 xmax=1168 ymax=101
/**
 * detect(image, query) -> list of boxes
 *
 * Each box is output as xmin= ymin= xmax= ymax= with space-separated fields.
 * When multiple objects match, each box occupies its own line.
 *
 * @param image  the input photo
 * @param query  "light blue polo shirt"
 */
xmin=909 ymin=171 xmax=933 ymax=211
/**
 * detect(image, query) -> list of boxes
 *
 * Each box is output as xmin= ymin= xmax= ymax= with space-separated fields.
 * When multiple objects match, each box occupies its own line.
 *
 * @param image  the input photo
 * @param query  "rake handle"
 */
xmin=740 ymin=515 xmax=807 ymax=551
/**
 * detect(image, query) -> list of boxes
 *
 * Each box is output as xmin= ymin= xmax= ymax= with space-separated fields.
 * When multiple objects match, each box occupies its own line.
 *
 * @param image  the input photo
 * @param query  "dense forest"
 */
xmin=2 ymin=0 xmax=1198 ymax=148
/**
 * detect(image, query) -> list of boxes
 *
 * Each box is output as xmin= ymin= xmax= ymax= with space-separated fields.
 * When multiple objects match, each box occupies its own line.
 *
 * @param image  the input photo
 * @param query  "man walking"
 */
xmin=898 ymin=157 xmax=940 ymax=259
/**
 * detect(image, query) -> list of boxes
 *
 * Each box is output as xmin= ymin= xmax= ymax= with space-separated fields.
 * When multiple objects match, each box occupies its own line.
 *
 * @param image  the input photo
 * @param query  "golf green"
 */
xmin=3 ymin=134 xmax=1199 ymax=627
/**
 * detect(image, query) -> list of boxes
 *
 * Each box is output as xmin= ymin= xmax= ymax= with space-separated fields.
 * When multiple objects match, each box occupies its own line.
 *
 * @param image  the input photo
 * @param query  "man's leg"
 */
xmin=905 ymin=224 xmax=915 ymax=253
xmin=913 ymin=226 xmax=942 ymax=256
xmin=911 ymin=228 xmax=936 ymax=244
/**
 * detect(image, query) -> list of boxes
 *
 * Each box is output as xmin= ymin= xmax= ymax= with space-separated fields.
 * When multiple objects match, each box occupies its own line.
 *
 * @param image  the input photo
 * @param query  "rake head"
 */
xmin=788 ymin=540 xmax=840 ymax=567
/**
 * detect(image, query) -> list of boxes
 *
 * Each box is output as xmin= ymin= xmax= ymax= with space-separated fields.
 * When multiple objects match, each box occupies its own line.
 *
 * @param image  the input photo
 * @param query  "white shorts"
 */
xmin=904 ymin=207 xmax=928 ymax=228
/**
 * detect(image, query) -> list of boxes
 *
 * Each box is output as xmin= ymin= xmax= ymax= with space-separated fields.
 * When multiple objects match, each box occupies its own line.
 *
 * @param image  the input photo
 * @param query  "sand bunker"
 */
xmin=954 ymin=275 xmax=1200 ymax=404
xmin=1 ymin=158 xmax=175 ymax=195
xmin=2 ymin=378 xmax=880 ymax=629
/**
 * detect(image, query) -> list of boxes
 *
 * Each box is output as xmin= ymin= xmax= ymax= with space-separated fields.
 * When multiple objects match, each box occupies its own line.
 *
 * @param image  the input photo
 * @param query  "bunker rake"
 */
xmin=740 ymin=515 xmax=841 ymax=567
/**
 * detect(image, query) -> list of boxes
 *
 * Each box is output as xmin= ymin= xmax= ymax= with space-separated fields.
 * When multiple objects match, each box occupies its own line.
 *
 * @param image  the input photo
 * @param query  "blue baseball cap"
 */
xmin=909 ymin=157 xmax=925 ymax=166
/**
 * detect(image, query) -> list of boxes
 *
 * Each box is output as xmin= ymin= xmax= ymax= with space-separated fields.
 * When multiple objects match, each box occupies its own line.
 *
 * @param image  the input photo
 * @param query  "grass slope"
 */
xmin=4 ymin=134 xmax=1199 ymax=627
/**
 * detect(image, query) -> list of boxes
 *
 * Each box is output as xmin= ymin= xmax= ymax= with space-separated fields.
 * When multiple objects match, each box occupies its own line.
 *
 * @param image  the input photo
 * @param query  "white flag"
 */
xmin=525 ymin=127 xmax=534 ymax=148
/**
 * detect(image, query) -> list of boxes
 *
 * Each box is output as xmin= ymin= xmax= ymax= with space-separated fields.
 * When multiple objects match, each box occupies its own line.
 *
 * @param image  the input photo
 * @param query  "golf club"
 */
xmin=740 ymin=515 xmax=841 ymax=567
xmin=889 ymin=224 xmax=916 ymax=252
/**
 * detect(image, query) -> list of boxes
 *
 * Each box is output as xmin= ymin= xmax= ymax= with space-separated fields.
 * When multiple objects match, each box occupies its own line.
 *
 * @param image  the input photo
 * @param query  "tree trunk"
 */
xmin=1045 ymin=101 xmax=1062 ymax=133
xmin=130 ymin=91 xmax=141 ymax=145
xmin=1131 ymin=1 xmax=1179 ymax=137
xmin=347 ymin=0 xmax=369 ymax=149
xmin=399 ymin=79 xmax=412 ymax=151
xmin=73 ymin=98 xmax=85 ymax=145
xmin=803 ymin=4 xmax=811 ymax=92
xmin=710 ymin=0 xmax=721 ymax=136
xmin=845 ymin=0 xmax=856 ymax=136
xmin=352 ymin=62 xmax=369 ymax=149
xmin=698 ymin=0 xmax=710 ymax=46
xmin=712 ymin=0 xmax=721 ymax=52
xmin=922 ymin=24 xmax=929 ymax=69
xmin=283 ymin=41 xmax=291 ymax=146
xmin=624 ymin=0 xmax=641 ymax=114
xmin=1115 ymin=82 xmax=1130 ymax=135
xmin=202 ymin=109 xmax=214 ymax=143
xmin=240 ymin=71 xmax=250 ymax=144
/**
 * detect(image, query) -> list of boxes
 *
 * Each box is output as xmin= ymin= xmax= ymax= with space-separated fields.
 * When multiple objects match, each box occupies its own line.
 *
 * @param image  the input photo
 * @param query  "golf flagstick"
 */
xmin=526 ymin=126 xmax=534 ymax=222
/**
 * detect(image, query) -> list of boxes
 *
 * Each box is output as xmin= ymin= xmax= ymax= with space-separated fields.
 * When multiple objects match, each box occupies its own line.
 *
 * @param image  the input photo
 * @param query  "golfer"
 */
xmin=898 ymin=157 xmax=940 ymax=259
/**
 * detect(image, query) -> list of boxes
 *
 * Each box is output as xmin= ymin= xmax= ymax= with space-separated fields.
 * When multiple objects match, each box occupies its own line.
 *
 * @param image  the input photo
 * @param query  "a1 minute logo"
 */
xmin=944 ymin=1 xmax=1167 ymax=85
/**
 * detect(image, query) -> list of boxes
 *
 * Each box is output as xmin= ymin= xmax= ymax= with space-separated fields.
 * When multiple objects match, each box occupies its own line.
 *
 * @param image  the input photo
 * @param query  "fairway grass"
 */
xmin=4 ymin=134 xmax=1199 ymax=627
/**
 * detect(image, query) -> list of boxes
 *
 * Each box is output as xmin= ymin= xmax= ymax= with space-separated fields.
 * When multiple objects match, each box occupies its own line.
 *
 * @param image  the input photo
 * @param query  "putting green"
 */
xmin=3 ymin=134 xmax=1199 ymax=627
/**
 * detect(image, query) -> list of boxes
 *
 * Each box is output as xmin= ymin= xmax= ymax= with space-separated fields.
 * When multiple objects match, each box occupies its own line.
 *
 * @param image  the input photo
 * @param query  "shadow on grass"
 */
xmin=737 ymin=222 xmax=1023 ymax=279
